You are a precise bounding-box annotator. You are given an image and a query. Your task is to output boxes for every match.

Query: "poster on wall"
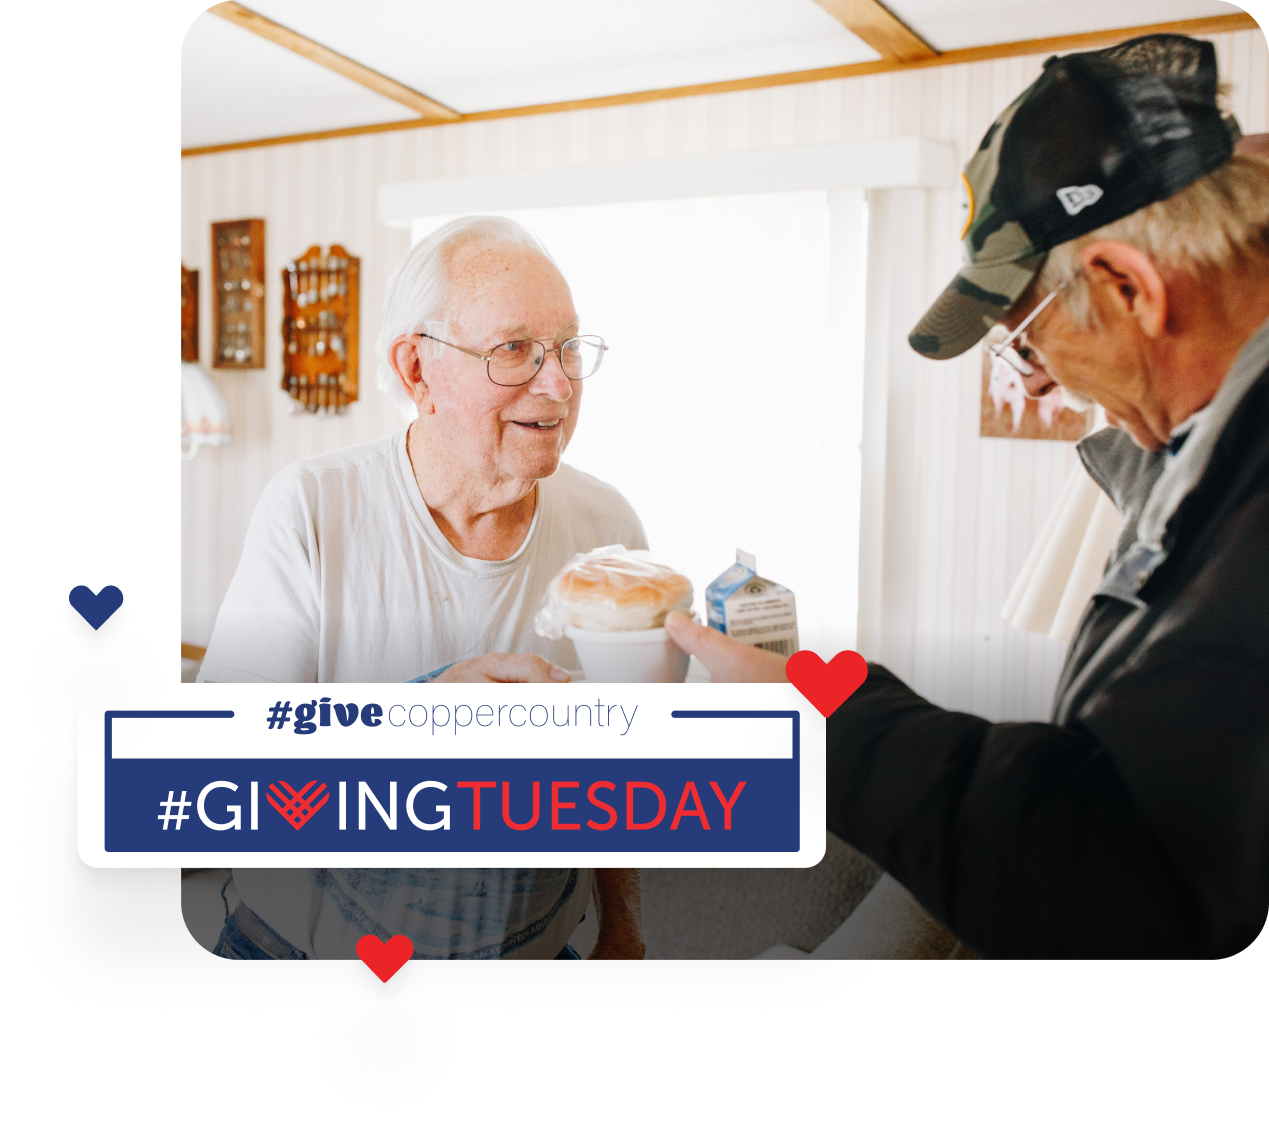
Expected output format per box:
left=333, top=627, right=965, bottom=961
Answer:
left=979, top=329, right=1093, bottom=440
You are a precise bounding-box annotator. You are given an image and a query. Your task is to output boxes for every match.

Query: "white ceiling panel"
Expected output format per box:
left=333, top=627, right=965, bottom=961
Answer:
left=182, top=12, right=415, bottom=149
left=0, top=14, right=416, bottom=148
left=887, top=0, right=1243, bottom=52
left=242, top=0, right=880, bottom=114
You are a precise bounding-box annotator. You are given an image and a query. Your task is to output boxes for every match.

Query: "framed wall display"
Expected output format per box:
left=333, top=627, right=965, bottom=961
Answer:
left=979, top=328, right=1093, bottom=441
left=211, top=218, right=266, bottom=369
left=280, top=244, right=360, bottom=413
left=181, top=264, right=199, bottom=362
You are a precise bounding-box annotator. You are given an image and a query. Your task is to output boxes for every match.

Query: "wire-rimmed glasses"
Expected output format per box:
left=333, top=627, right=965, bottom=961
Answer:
left=987, top=289, right=1058, bottom=377
left=416, top=332, right=608, bottom=386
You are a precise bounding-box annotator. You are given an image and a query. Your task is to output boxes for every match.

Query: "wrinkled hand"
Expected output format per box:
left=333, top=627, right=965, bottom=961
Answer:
left=432, top=653, right=571, bottom=683
left=664, top=611, right=789, bottom=683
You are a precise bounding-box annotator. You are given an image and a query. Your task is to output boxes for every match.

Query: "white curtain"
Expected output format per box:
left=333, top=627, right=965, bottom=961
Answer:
left=1002, top=460, right=1121, bottom=644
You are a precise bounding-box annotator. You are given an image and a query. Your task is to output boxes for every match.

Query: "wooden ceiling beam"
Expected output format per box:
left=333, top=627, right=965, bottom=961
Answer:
left=812, top=0, right=937, bottom=63
left=183, top=11, right=1259, bottom=158
left=209, top=2, right=459, bottom=122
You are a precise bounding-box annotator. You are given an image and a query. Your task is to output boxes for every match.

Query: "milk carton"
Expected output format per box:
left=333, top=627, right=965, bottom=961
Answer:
left=705, top=549, right=799, bottom=655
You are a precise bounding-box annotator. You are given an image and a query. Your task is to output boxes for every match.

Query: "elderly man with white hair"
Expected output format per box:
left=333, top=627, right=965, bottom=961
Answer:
left=668, top=34, right=1269, bottom=957
left=200, top=216, right=645, bottom=960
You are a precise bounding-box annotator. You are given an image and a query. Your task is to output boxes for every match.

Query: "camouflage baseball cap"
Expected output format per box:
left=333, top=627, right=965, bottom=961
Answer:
left=910, top=34, right=1239, bottom=361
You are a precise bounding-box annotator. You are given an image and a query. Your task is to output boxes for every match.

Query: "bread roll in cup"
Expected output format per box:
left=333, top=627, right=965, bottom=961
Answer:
left=553, top=551, right=693, bottom=631
left=535, top=547, right=694, bottom=681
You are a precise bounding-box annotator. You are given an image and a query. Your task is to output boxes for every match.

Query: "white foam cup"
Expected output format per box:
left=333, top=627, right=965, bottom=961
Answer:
left=564, top=624, right=690, bottom=683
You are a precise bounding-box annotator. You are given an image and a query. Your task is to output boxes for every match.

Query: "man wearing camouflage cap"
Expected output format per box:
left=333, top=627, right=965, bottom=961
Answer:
left=667, top=34, right=1269, bottom=957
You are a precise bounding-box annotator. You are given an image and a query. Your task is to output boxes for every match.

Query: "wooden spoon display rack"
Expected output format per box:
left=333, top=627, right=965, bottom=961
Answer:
left=211, top=219, right=266, bottom=369
left=181, top=264, right=199, bottom=362
left=280, top=244, right=360, bottom=414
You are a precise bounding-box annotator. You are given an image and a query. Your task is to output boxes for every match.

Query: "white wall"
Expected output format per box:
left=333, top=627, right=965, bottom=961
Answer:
left=182, top=27, right=1269, bottom=719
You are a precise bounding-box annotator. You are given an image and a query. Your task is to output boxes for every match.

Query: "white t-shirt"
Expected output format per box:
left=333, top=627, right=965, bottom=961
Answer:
left=203, top=428, right=643, bottom=958
left=199, top=427, right=647, bottom=682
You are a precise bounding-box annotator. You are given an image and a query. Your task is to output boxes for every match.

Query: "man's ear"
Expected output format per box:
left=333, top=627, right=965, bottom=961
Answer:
left=1079, top=240, right=1168, bottom=338
left=388, top=335, right=433, bottom=414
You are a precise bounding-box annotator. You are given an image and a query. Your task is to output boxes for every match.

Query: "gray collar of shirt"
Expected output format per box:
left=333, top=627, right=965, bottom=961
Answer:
left=1136, top=314, right=1269, bottom=550
left=1096, top=314, right=1269, bottom=607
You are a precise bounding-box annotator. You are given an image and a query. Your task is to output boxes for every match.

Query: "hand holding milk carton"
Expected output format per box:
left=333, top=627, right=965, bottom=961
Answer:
left=705, top=549, right=799, bottom=656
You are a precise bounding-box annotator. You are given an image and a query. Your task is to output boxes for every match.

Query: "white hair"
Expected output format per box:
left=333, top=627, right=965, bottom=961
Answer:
left=1040, top=154, right=1269, bottom=328
left=375, top=215, right=556, bottom=417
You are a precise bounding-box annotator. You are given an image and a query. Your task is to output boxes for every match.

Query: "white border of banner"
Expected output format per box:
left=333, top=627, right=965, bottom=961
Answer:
left=78, top=682, right=825, bottom=868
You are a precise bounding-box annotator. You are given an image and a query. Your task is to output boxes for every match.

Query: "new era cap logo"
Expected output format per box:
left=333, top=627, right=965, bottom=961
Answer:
left=1056, top=184, right=1104, bottom=216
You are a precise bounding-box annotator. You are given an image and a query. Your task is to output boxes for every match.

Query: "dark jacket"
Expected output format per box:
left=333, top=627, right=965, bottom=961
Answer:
left=826, top=362, right=1269, bottom=958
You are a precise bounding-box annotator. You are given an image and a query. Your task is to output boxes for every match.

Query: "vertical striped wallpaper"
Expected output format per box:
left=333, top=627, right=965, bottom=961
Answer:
left=181, top=28, right=1268, bottom=719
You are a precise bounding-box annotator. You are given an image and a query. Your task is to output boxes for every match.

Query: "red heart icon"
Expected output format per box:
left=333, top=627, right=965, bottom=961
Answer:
left=785, top=650, right=868, bottom=718
left=356, top=934, right=414, bottom=982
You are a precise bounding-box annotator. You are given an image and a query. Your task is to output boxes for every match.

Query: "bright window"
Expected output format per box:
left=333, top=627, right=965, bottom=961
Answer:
left=413, top=190, right=865, bottom=657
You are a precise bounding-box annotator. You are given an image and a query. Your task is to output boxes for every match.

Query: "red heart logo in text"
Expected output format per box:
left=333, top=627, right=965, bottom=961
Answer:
left=356, top=934, right=414, bottom=982
left=266, top=780, right=330, bottom=830
left=785, top=650, right=868, bottom=717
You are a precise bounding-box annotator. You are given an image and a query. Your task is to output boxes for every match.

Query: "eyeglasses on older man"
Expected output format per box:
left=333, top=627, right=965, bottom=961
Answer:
left=415, top=332, right=608, bottom=386
left=986, top=289, right=1058, bottom=380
